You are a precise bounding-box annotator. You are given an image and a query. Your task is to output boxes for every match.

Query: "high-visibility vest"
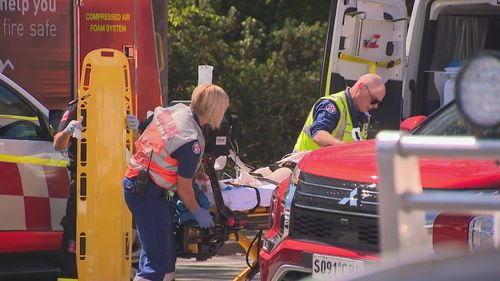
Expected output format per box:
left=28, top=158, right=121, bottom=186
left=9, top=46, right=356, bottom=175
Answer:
left=294, top=91, right=369, bottom=152
left=125, top=104, right=205, bottom=191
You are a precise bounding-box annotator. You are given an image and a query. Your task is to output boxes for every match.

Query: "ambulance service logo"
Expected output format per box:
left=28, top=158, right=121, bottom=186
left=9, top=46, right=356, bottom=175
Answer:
left=326, top=103, right=336, bottom=114
left=192, top=141, right=201, bottom=154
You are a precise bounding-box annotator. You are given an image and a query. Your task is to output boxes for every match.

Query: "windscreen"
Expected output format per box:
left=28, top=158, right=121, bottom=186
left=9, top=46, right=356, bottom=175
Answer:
left=413, top=103, right=500, bottom=139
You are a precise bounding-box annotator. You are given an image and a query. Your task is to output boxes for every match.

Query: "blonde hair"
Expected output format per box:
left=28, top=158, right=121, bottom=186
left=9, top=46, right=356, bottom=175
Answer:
left=190, top=83, right=229, bottom=129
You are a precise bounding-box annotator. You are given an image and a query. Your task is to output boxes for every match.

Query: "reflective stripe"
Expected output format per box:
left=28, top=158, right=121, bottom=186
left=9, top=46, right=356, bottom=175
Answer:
left=149, top=161, right=177, bottom=184
left=164, top=155, right=178, bottom=166
left=153, top=150, right=178, bottom=172
left=0, top=114, right=39, bottom=121
left=301, top=125, right=312, bottom=138
left=148, top=150, right=178, bottom=190
left=0, top=154, right=68, bottom=167
left=339, top=53, right=401, bottom=74
left=335, top=97, right=348, bottom=140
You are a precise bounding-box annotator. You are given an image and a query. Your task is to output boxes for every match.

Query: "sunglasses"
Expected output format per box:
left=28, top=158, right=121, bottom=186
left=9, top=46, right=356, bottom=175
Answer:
left=364, top=85, right=380, bottom=105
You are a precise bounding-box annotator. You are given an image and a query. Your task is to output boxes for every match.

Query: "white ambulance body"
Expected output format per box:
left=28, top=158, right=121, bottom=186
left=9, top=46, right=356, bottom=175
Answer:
left=323, top=0, right=500, bottom=133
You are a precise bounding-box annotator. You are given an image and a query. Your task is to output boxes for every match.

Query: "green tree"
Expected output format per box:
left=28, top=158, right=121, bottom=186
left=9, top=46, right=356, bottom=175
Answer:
left=168, top=1, right=327, bottom=166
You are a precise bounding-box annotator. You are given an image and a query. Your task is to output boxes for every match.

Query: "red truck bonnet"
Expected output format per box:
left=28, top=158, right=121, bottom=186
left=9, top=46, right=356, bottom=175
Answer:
left=298, top=140, right=500, bottom=189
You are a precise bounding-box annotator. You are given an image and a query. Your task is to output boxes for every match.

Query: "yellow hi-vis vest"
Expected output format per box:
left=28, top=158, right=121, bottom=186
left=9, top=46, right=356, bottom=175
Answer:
left=294, top=91, right=368, bottom=152
left=126, top=104, right=205, bottom=191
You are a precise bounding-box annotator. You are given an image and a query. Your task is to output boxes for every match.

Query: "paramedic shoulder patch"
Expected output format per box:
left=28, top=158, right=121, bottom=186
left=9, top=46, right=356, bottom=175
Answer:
left=192, top=141, right=201, bottom=154
left=326, top=103, right=337, bottom=114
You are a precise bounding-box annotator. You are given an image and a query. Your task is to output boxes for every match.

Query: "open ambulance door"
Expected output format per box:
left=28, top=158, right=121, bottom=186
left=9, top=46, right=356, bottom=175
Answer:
left=402, top=0, right=500, bottom=119
left=320, top=0, right=407, bottom=136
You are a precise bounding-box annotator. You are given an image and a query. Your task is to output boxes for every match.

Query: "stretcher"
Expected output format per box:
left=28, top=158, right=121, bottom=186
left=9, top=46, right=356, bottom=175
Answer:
left=173, top=114, right=304, bottom=280
left=64, top=49, right=133, bottom=281
left=219, top=169, right=291, bottom=281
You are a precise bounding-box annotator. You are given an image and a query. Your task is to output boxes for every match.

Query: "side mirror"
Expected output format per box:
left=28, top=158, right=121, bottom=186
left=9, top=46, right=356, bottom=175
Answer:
left=456, top=51, right=500, bottom=129
left=400, top=115, right=426, bottom=132
left=49, top=109, right=64, bottom=135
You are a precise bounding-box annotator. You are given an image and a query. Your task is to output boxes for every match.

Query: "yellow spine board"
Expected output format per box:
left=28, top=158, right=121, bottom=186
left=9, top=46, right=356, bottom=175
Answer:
left=76, top=49, right=133, bottom=281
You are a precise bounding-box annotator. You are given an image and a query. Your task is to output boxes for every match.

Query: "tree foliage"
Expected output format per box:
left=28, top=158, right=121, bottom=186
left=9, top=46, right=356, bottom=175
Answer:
left=168, top=0, right=328, bottom=166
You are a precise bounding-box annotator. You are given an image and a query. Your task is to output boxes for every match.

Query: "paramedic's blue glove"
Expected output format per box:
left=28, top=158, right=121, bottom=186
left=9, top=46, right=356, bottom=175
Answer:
left=64, top=118, right=83, bottom=136
left=193, top=207, right=214, bottom=228
left=126, top=114, right=139, bottom=132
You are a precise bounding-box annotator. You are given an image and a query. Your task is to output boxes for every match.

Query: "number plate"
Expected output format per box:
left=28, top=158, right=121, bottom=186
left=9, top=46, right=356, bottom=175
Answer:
left=312, top=254, right=364, bottom=280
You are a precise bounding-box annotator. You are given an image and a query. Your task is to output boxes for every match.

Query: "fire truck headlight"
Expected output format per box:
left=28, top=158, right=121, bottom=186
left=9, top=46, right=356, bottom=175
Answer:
left=268, top=188, right=278, bottom=229
left=263, top=167, right=301, bottom=253
left=469, top=215, right=495, bottom=251
left=280, top=167, right=299, bottom=234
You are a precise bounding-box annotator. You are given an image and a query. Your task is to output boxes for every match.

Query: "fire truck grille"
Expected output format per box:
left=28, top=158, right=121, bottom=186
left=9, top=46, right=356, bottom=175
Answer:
left=289, top=206, right=379, bottom=251
left=289, top=172, right=379, bottom=252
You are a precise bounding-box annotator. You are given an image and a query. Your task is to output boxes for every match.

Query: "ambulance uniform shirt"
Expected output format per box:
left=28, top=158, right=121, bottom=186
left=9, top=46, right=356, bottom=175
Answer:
left=57, top=100, right=78, bottom=173
left=309, top=90, right=367, bottom=138
left=171, top=140, right=202, bottom=178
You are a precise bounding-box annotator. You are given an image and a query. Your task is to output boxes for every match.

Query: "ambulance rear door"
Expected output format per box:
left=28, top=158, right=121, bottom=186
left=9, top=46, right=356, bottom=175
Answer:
left=321, top=0, right=407, bottom=135
left=402, top=0, right=500, bottom=119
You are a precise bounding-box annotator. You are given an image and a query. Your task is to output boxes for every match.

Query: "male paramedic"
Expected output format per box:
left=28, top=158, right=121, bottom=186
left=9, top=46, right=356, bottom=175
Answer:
left=53, top=99, right=140, bottom=278
left=294, top=73, right=386, bottom=152
left=123, top=83, right=229, bottom=281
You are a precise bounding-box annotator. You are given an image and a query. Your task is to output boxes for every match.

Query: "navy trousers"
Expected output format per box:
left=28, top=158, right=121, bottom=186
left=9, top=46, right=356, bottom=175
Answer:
left=60, top=177, right=77, bottom=278
left=123, top=177, right=176, bottom=281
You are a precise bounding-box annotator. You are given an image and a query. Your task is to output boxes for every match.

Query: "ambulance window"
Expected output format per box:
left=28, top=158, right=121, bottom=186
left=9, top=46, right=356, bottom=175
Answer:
left=0, top=84, right=44, bottom=140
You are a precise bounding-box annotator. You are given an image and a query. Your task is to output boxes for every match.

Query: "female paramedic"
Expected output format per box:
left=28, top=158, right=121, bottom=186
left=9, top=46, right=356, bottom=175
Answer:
left=123, top=83, right=229, bottom=281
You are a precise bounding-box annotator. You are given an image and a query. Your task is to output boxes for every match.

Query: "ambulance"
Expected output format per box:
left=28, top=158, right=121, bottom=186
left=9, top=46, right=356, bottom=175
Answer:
left=317, top=0, right=500, bottom=135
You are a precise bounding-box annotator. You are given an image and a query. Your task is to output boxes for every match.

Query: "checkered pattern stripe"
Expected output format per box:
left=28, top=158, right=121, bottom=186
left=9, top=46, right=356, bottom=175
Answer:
left=0, top=162, right=69, bottom=231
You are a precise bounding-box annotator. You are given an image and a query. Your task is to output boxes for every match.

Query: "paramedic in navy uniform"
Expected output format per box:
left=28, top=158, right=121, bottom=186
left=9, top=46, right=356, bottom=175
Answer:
left=123, top=83, right=229, bottom=281
left=53, top=100, right=140, bottom=278
left=294, top=73, right=386, bottom=152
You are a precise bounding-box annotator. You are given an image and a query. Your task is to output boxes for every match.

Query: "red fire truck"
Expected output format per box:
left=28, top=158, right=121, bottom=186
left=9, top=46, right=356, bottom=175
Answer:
left=0, top=0, right=166, bottom=278
left=0, top=0, right=165, bottom=116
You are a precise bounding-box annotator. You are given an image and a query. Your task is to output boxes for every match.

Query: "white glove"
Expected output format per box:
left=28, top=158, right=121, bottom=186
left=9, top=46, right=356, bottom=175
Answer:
left=126, top=114, right=139, bottom=131
left=64, top=118, right=83, bottom=137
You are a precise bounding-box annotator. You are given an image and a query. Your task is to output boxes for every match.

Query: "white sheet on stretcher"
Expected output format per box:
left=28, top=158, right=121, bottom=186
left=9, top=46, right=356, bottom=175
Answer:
left=204, top=181, right=277, bottom=211
left=203, top=153, right=301, bottom=212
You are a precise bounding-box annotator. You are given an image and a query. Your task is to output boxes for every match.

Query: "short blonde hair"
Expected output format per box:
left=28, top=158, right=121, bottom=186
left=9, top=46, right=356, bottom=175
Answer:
left=190, top=83, right=229, bottom=129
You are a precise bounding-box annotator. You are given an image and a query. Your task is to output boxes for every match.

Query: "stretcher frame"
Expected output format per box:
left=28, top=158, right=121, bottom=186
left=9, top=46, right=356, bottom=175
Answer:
left=203, top=154, right=270, bottom=281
